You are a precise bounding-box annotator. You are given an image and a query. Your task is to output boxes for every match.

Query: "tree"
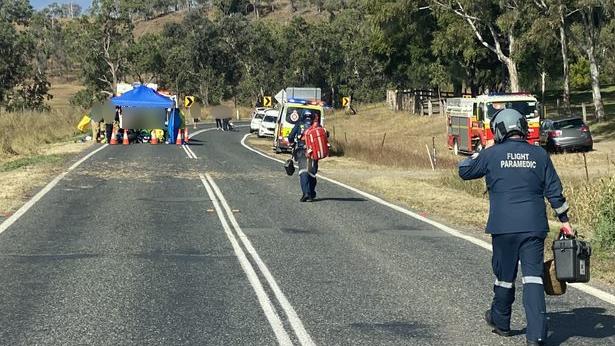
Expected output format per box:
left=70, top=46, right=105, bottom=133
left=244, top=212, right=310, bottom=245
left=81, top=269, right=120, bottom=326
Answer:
left=432, top=0, right=534, bottom=92
left=69, top=0, right=134, bottom=99
left=0, top=0, right=52, bottom=110
left=366, top=0, right=436, bottom=89
left=568, top=2, right=611, bottom=120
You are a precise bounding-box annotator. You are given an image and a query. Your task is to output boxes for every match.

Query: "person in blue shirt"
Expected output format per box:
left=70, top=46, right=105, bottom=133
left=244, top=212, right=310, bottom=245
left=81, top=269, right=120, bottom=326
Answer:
left=288, top=110, right=319, bottom=202
left=459, top=109, right=573, bottom=346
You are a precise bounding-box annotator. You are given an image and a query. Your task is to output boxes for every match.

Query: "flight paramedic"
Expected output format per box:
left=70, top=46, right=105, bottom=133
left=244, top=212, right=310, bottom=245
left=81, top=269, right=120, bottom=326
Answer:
left=288, top=110, right=318, bottom=202
left=458, top=109, right=573, bottom=346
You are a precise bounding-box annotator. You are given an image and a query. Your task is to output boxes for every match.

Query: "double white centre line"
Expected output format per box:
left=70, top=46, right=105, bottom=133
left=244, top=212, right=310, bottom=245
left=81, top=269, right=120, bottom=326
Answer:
left=199, top=173, right=314, bottom=346
left=182, top=144, right=197, bottom=159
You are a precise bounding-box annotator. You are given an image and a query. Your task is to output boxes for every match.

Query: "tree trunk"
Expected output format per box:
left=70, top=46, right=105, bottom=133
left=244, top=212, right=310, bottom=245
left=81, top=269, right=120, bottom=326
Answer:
left=541, top=70, right=546, bottom=103
left=587, top=48, right=605, bottom=120
left=559, top=5, right=571, bottom=109
left=503, top=58, right=520, bottom=92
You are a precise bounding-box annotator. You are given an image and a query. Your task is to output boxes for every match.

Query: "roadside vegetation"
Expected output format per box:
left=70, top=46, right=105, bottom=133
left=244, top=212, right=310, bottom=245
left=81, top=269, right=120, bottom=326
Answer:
left=325, top=103, right=615, bottom=282
left=0, top=108, right=82, bottom=160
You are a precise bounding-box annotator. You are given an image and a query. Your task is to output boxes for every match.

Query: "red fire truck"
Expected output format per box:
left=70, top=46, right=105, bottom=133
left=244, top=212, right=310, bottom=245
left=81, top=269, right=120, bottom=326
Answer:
left=446, top=93, right=541, bottom=155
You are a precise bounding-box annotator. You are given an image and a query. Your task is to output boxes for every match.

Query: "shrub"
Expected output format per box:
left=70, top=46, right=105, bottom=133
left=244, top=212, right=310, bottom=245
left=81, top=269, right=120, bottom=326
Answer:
left=593, top=177, right=615, bottom=253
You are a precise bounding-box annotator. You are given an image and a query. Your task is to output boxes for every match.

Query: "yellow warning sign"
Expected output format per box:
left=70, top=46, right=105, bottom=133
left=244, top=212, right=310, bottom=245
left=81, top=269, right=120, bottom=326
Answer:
left=263, top=96, right=272, bottom=107
left=184, top=96, right=195, bottom=108
left=342, top=97, right=350, bottom=107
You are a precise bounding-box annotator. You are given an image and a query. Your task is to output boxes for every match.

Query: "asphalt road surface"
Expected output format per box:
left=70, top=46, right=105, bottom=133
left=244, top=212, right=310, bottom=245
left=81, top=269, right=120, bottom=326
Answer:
left=1, top=125, right=614, bottom=345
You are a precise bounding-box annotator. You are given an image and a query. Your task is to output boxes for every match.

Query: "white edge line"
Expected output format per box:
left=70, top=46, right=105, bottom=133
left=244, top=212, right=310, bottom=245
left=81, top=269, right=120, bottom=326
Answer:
left=239, top=133, right=615, bottom=307
left=205, top=174, right=315, bottom=346
left=0, top=144, right=109, bottom=235
left=198, top=174, right=292, bottom=346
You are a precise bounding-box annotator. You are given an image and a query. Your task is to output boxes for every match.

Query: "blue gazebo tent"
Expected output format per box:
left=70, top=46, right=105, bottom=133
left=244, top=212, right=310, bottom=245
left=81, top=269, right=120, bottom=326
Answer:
left=111, top=85, right=182, bottom=142
left=111, top=85, right=174, bottom=108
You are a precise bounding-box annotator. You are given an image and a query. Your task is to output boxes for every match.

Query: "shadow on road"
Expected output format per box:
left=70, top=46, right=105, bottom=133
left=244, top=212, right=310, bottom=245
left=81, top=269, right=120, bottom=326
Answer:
left=312, top=197, right=367, bottom=202
left=547, top=307, right=615, bottom=345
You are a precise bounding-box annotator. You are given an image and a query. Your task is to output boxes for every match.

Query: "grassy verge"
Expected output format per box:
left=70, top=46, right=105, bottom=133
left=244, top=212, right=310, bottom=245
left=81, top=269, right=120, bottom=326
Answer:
left=0, top=87, right=92, bottom=216
left=264, top=103, right=615, bottom=284
left=0, top=108, right=84, bottom=159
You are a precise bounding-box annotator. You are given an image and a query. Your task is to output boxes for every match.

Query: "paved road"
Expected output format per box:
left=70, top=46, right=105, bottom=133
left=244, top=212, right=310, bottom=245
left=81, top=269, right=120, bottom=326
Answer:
left=0, top=125, right=614, bottom=345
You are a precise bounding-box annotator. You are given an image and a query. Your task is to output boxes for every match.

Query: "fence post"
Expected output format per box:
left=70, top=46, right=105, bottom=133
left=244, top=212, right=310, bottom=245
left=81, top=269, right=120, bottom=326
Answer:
left=428, top=99, right=433, bottom=116
left=583, top=152, right=589, bottom=182
left=582, top=103, right=587, bottom=123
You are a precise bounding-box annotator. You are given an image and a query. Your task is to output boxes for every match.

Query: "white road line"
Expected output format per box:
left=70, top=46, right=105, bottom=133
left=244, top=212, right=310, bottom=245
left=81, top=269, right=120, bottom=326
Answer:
left=186, top=145, right=198, bottom=159
left=198, top=174, right=293, bottom=346
left=0, top=144, right=109, bottom=236
left=240, top=134, right=615, bottom=307
left=182, top=144, right=197, bottom=159
left=189, top=127, right=217, bottom=138
left=205, top=174, right=315, bottom=346
left=181, top=144, right=194, bottom=159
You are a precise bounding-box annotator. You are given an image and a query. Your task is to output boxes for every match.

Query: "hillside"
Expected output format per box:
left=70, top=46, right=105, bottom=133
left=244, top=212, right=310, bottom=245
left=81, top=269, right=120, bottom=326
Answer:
left=132, top=0, right=330, bottom=38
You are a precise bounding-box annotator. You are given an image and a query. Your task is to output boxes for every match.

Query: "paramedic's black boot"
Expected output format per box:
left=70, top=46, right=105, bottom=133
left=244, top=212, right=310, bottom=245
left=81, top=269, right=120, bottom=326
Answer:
left=485, top=310, right=512, bottom=337
left=527, top=340, right=545, bottom=346
left=300, top=195, right=309, bottom=202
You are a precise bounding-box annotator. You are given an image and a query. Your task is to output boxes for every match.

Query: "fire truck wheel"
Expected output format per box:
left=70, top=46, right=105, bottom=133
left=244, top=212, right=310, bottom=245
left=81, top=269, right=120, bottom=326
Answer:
left=453, top=139, right=459, bottom=156
left=475, top=142, right=483, bottom=153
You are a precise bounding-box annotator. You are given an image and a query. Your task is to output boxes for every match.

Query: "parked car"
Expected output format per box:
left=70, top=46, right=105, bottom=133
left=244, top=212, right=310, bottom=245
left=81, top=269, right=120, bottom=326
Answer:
left=258, top=110, right=279, bottom=138
left=540, top=117, right=593, bottom=153
left=250, top=108, right=267, bottom=133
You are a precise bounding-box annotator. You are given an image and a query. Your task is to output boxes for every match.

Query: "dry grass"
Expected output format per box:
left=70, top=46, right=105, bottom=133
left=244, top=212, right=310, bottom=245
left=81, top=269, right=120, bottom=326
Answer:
left=327, top=104, right=457, bottom=169
left=251, top=103, right=615, bottom=283
left=47, top=82, right=85, bottom=109
left=0, top=108, right=84, bottom=160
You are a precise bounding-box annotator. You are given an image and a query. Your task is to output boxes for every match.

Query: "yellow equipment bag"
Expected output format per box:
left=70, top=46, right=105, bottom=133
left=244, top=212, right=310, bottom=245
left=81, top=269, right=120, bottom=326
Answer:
left=152, top=129, right=164, bottom=141
left=77, top=114, right=92, bottom=132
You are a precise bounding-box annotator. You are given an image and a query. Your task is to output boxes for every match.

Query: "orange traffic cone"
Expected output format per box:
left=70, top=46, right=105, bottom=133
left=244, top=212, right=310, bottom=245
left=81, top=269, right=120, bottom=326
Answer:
left=175, top=129, right=183, bottom=145
left=110, top=128, right=118, bottom=145
left=122, top=129, right=129, bottom=145
left=150, top=130, right=158, bottom=145
left=184, top=128, right=189, bottom=143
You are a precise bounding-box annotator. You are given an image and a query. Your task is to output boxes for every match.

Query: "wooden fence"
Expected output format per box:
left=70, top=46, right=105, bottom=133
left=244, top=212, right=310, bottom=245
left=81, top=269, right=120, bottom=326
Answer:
left=386, top=89, right=469, bottom=116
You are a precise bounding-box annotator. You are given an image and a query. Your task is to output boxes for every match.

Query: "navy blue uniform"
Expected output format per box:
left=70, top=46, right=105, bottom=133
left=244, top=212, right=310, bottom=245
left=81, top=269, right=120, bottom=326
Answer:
left=288, top=121, right=319, bottom=199
left=459, top=138, right=569, bottom=343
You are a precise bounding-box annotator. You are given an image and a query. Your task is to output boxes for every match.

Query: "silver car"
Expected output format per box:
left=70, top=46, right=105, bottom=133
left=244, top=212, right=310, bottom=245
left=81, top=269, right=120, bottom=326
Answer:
left=540, top=118, right=593, bottom=153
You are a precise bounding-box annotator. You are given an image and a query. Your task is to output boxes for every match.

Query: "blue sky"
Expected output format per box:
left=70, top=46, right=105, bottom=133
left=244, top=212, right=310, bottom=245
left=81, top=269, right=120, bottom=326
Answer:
left=30, top=0, right=91, bottom=10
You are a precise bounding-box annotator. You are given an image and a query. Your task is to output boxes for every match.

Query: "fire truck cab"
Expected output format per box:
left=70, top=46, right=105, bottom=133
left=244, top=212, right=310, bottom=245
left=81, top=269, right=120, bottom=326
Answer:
left=447, top=93, right=541, bottom=155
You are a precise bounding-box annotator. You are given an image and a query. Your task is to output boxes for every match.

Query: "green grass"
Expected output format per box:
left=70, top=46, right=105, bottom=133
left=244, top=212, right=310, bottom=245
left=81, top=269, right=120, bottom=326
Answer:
left=0, top=154, right=64, bottom=172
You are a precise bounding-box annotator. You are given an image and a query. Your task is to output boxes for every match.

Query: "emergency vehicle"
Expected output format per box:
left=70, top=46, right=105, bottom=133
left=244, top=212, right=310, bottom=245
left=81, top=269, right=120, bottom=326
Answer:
left=447, top=93, right=541, bottom=155
left=273, top=87, right=325, bottom=153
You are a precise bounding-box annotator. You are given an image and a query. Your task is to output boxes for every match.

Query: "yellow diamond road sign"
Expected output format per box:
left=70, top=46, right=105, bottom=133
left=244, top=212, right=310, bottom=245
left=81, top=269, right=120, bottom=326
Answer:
left=263, top=96, right=272, bottom=107
left=342, top=97, right=350, bottom=107
left=184, top=96, right=195, bottom=108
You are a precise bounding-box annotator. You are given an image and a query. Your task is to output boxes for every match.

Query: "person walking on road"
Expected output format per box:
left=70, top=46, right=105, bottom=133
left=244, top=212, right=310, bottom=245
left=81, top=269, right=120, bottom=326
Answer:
left=288, top=111, right=319, bottom=202
left=458, top=109, right=573, bottom=346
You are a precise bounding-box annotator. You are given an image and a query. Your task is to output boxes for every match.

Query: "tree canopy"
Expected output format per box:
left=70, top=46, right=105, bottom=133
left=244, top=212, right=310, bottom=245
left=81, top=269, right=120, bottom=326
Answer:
left=1, top=0, right=614, bottom=115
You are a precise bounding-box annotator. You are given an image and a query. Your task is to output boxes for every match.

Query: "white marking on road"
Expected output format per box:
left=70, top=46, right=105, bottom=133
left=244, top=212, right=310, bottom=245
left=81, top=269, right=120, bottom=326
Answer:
left=0, top=144, right=109, bottom=236
left=186, top=145, right=198, bottom=159
left=182, top=144, right=197, bottom=159
left=240, top=133, right=615, bottom=307
left=205, top=173, right=315, bottom=346
left=181, top=145, right=194, bottom=159
left=199, top=174, right=293, bottom=346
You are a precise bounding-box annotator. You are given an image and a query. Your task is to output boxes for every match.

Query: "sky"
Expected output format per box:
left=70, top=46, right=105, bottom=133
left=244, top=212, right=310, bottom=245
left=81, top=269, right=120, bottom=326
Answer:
left=30, top=0, right=92, bottom=10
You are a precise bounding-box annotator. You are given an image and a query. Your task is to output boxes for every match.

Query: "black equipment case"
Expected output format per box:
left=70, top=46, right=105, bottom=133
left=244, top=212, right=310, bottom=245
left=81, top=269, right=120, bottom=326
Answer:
left=552, top=236, right=592, bottom=283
